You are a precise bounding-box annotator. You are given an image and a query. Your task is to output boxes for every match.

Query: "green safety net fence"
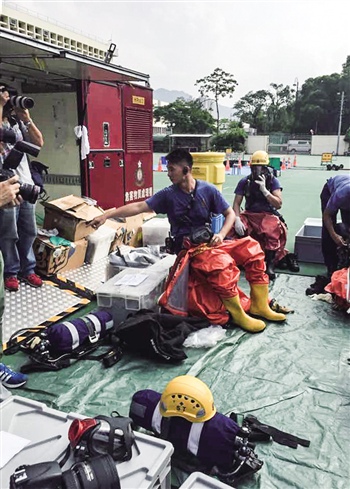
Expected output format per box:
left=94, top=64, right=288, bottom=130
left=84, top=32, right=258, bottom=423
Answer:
left=4, top=274, right=349, bottom=489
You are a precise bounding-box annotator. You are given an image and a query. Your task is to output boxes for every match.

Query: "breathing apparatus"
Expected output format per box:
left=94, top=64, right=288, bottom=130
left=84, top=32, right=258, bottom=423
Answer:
left=68, top=414, right=135, bottom=462
left=129, top=376, right=264, bottom=484
left=244, top=150, right=274, bottom=201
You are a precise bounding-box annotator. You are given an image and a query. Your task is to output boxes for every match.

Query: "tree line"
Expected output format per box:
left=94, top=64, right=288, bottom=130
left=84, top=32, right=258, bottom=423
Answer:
left=153, top=57, right=350, bottom=151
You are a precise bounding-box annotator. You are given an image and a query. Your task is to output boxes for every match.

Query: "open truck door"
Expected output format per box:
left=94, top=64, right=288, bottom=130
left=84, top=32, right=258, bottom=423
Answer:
left=82, top=82, right=153, bottom=210
left=0, top=26, right=152, bottom=213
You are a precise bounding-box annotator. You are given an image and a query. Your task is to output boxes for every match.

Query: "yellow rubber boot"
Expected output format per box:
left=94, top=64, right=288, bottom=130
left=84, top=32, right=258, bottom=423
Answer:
left=222, top=296, right=266, bottom=333
left=249, top=284, right=286, bottom=322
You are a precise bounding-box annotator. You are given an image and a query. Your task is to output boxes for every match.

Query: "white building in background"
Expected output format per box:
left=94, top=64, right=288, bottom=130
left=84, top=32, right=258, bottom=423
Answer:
left=153, top=99, right=169, bottom=135
left=1, top=2, right=112, bottom=61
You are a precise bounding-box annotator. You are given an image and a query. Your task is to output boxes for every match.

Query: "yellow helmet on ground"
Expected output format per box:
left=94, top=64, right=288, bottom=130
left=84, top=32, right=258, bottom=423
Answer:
left=159, top=375, right=216, bottom=423
left=251, top=150, right=269, bottom=166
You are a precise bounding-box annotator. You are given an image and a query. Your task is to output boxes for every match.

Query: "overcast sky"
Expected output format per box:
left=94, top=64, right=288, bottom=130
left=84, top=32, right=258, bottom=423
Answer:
left=7, top=0, right=349, bottom=106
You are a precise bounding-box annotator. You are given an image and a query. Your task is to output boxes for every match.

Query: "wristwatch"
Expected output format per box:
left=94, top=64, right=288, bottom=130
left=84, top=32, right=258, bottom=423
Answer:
left=24, top=119, right=32, bottom=128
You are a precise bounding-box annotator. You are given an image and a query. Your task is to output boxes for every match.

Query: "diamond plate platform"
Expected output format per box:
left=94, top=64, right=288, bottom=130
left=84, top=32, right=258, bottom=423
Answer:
left=59, top=257, right=109, bottom=292
left=3, top=281, right=86, bottom=343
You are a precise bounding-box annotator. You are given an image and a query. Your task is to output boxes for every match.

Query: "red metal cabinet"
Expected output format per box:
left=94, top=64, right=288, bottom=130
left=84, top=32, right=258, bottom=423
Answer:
left=87, top=150, right=124, bottom=210
left=82, top=81, right=153, bottom=209
left=122, top=84, right=153, bottom=204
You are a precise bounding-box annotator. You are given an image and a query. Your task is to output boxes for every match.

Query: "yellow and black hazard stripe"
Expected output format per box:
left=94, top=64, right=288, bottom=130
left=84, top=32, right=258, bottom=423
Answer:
left=3, top=297, right=91, bottom=355
left=45, top=274, right=96, bottom=300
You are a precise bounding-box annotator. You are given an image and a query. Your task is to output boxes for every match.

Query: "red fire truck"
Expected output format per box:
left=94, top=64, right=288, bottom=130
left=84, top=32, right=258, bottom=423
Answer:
left=0, top=26, right=153, bottom=211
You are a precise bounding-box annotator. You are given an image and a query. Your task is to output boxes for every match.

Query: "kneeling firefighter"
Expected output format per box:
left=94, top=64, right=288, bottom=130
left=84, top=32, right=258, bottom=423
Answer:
left=129, top=375, right=263, bottom=485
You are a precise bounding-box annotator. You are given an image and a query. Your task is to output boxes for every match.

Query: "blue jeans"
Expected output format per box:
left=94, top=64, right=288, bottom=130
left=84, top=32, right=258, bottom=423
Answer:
left=0, top=201, right=37, bottom=277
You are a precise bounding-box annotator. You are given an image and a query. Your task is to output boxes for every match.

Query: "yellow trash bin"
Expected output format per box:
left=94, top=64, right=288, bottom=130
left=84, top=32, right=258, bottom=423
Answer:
left=190, top=152, right=226, bottom=192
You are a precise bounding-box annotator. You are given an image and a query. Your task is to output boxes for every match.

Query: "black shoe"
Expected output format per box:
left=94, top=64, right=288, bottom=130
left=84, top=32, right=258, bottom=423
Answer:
left=286, top=253, right=300, bottom=272
left=305, top=275, right=330, bottom=296
left=276, top=256, right=288, bottom=270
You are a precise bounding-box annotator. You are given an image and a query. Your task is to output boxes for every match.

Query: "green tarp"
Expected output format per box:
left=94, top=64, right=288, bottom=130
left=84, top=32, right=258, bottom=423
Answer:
left=4, top=274, right=350, bottom=489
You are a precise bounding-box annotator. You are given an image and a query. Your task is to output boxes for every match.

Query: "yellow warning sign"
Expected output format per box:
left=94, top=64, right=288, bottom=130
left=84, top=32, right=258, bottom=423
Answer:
left=321, top=153, right=333, bottom=163
left=132, top=96, right=145, bottom=105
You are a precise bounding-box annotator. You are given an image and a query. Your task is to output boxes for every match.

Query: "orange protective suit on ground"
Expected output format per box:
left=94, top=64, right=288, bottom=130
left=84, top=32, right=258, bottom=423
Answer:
left=159, top=236, right=269, bottom=325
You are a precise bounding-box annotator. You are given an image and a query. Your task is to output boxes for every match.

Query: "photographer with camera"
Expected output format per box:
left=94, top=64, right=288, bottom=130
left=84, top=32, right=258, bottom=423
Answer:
left=0, top=175, right=28, bottom=388
left=231, top=150, right=298, bottom=280
left=90, top=149, right=286, bottom=333
left=0, top=85, right=44, bottom=292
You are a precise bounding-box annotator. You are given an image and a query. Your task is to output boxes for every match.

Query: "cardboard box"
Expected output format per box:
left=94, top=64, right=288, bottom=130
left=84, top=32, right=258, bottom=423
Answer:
left=34, top=235, right=87, bottom=276
left=43, top=195, right=104, bottom=242
left=123, top=212, right=156, bottom=247
left=104, top=219, right=127, bottom=252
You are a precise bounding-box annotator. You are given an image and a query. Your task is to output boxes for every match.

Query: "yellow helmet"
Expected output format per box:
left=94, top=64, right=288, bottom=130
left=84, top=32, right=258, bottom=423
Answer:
left=251, top=150, right=269, bottom=166
left=159, top=375, right=216, bottom=423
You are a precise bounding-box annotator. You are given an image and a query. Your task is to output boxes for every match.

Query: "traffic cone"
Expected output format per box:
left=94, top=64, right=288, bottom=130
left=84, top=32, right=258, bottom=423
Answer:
left=287, top=157, right=291, bottom=169
left=225, top=159, right=230, bottom=172
left=293, top=155, right=297, bottom=167
left=281, top=158, right=286, bottom=171
left=157, top=158, right=162, bottom=172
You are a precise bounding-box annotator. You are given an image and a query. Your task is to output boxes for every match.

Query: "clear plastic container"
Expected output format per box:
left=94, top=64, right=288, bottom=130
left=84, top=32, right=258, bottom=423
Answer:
left=96, top=268, right=168, bottom=325
left=142, top=218, right=171, bottom=246
left=86, top=225, right=116, bottom=263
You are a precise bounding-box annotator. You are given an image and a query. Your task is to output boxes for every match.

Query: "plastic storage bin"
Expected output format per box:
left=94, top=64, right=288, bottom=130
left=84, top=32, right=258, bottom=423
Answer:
left=142, top=218, right=171, bottom=246
left=106, top=252, right=176, bottom=282
left=294, top=217, right=323, bottom=263
left=85, top=224, right=116, bottom=264
left=179, top=472, right=234, bottom=489
left=0, top=395, right=174, bottom=489
left=96, top=267, right=168, bottom=325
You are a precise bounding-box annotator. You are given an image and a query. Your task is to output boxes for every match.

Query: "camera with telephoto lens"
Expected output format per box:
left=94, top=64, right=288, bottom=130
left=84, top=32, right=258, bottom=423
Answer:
left=1, top=85, right=34, bottom=109
left=9, top=454, right=119, bottom=489
left=0, top=168, right=40, bottom=204
left=0, top=128, right=41, bottom=203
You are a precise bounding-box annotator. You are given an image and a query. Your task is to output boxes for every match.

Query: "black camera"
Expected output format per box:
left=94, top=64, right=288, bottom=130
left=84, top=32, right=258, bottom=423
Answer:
left=190, top=224, right=213, bottom=245
left=0, top=168, right=40, bottom=204
left=0, top=127, right=17, bottom=144
left=1, top=86, right=34, bottom=110
left=4, top=140, right=41, bottom=170
left=9, top=455, right=120, bottom=489
left=0, top=127, right=42, bottom=203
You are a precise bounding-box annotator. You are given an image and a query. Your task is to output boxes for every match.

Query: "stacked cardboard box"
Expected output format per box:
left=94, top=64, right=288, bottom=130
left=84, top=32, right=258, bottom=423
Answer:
left=35, top=195, right=156, bottom=275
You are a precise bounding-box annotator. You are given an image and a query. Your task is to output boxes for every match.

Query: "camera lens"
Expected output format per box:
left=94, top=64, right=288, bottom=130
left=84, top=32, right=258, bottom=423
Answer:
left=62, top=455, right=119, bottom=489
left=9, top=95, right=35, bottom=109
left=18, top=183, right=41, bottom=204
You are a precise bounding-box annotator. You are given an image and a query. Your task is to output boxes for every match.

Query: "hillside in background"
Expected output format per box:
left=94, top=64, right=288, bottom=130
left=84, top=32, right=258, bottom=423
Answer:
left=153, top=88, right=233, bottom=119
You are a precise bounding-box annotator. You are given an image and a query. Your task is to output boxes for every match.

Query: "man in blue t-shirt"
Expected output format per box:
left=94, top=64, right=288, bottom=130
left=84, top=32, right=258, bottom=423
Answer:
left=231, top=150, right=292, bottom=280
left=90, top=149, right=286, bottom=333
left=320, top=174, right=350, bottom=276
